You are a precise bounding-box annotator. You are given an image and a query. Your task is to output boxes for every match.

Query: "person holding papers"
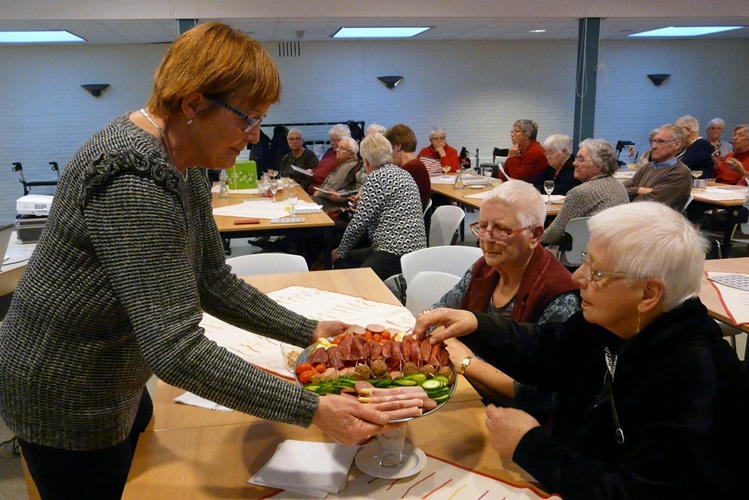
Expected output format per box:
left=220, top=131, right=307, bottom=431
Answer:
left=310, top=136, right=363, bottom=211
left=415, top=202, right=749, bottom=499
left=279, top=128, right=318, bottom=189
left=308, top=123, right=351, bottom=194
left=0, top=23, right=415, bottom=499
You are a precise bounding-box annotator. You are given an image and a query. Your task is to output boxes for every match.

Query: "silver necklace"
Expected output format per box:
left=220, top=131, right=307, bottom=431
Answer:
left=140, top=108, right=187, bottom=180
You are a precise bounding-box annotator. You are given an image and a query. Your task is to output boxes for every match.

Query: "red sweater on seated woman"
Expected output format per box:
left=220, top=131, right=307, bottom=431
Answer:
left=715, top=125, right=749, bottom=185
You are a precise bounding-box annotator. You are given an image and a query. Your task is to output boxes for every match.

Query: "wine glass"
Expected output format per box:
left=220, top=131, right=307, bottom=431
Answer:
left=267, top=169, right=278, bottom=180
left=543, top=180, right=555, bottom=204
left=691, top=170, right=703, bottom=188
left=441, top=165, right=450, bottom=176
left=269, top=178, right=280, bottom=201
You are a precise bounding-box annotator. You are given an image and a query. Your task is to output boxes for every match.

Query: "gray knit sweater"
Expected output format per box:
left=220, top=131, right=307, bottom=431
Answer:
left=0, top=114, right=319, bottom=451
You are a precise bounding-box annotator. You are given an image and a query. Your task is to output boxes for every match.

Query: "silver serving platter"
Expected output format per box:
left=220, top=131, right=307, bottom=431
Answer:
left=293, top=339, right=458, bottom=422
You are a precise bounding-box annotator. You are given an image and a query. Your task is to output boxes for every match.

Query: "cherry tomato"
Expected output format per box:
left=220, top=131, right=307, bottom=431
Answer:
left=332, top=333, right=349, bottom=345
left=364, top=330, right=373, bottom=341
left=315, top=364, right=326, bottom=373
left=298, top=369, right=316, bottom=384
left=381, top=331, right=391, bottom=340
left=295, top=362, right=313, bottom=375
left=373, top=334, right=382, bottom=342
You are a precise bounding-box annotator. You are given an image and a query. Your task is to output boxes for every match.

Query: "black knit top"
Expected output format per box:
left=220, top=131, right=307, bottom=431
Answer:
left=0, top=114, right=319, bottom=450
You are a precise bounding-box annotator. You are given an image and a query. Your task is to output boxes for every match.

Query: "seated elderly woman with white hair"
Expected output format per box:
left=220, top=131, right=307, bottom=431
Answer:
left=528, top=133, right=580, bottom=195
left=332, top=134, right=427, bottom=280
left=414, top=201, right=749, bottom=499
left=430, top=180, right=579, bottom=413
left=541, top=138, right=629, bottom=267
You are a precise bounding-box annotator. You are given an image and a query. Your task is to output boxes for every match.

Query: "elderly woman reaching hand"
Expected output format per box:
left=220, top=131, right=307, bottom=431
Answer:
left=430, top=180, right=579, bottom=411
left=332, top=133, right=427, bottom=280
left=415, top=201, right=749, bottom=499
left=541, top=138, right=629, bottom=266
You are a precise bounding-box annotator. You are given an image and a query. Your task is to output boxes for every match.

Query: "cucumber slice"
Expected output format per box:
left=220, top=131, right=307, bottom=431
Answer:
left=371, top=378, right=393, bottom=388
left=405, top=373, right=427, bottom=384
left=421, top=379, right=445, bottom=391
left=432, top=375, right=450, bottom=385
left=393, top=378, right=418, bottom=386
left=432, top=393, right=451, bottom=403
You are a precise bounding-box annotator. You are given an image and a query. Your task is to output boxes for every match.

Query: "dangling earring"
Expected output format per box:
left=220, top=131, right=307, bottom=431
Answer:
left=635, top=312, right=642, bottom=335
left=187, top=119, right=193, bottom=125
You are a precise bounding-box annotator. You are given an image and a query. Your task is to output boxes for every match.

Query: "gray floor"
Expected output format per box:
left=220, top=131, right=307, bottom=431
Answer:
left=1, top=210, right=746, bottom=499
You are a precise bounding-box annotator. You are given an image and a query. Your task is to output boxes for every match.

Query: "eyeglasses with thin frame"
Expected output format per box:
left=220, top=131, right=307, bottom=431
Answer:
left=470, top=222, right=530, bottom=242
left=650, top=139, right=679, bottom=146
left=204, top=95, right=265, bottom=134
left=335, top=147, right=352, bottom=153
left=574, top=155, right=590, bottom=163
left=580, top=251, right=647, bottom=282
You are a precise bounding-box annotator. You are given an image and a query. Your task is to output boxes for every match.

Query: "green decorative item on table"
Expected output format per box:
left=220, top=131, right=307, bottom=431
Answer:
left=229, top=159, right=258, bottom=189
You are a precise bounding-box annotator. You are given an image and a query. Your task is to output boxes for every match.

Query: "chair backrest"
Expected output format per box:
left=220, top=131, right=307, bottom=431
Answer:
left=561, top=217, right=591, bottom=266
left=400, top=245, right=483, bottom=285
left=429, top=205, right=465, bottom=246
left=680, top=194, right=694, bottom=214
left=741, top=198, right=749, bottom=234
left=405, top=271, right=462, bottom=315
left=225, top=252, right=309, bottom=276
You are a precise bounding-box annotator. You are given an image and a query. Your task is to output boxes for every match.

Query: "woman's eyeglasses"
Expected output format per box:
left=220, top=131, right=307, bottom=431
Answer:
left=580, top=251, right=647, bottom=282
left=470, top=222, right=530, bottom=242
left=204, top=95, right=265, bottom=133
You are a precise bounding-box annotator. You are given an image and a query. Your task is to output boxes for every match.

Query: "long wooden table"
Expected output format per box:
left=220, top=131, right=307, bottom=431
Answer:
left=213, top=186, right=335, bottom=266
left=690, top=187, right=747, bottom=251
left=430, top=177, right=562, bottom=216
left=123, top=268, right=547, bottom=499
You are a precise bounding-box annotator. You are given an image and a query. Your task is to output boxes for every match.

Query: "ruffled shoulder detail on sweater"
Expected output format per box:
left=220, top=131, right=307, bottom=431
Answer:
left=78, top=115, right=185, bottom=205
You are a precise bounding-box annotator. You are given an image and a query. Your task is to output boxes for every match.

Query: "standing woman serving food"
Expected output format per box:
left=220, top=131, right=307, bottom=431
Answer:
left=0, top=23, right=412, bottom=499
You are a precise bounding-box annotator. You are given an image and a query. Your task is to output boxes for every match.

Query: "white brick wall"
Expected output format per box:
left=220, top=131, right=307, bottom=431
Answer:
left=1, top=38, right=747, bottom=222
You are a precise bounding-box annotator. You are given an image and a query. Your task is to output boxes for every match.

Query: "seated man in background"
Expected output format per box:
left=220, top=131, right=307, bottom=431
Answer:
left=528, top=133, right=580, bottom=195
left=279, top=128, right=318, bottom=190
left=503, top=119, right=547, bottom=181
left=417, top=127, right=460, bottom=174
left=386, top=124, right=432, bottom=211
left=715, top=124, right=749, bottom=185
left=622, top=124, right=691, bottom=211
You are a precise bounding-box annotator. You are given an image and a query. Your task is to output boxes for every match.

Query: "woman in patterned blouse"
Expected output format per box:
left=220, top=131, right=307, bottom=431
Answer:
left=332, top=133, right=427, bottom=280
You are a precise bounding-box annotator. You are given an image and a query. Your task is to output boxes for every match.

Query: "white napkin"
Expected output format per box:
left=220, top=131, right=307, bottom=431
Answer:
left=173, top=391, right=233, bottom=412
left=248, top=440, right=359, bottom=497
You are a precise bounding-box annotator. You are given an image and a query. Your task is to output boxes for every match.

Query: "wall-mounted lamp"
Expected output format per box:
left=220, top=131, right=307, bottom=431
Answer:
left=646, top=74, right=670, bottom=86
left=81, top=84, right=110, bottom=97
left=377, top=75, right=403, bottom=89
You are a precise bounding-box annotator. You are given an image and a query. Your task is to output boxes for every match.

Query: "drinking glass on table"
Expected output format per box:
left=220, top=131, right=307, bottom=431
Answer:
left=269, top=178, right=280, bottom=201
left=285, top=191, right=299, bottom=214
left=441, top=165, right=450, bottom=175
left=691, top=170, right=703, bottom=187
left=544, top=180, right=555, bottom=204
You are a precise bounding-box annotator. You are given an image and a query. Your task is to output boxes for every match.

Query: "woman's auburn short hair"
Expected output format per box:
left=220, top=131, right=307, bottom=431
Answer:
left=385, top=124, right=418, bottom=153
left=146, top=22, right=281, bottom=117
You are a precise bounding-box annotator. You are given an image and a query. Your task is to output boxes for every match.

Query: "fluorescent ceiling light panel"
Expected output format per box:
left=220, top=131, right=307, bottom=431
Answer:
left=629, top=26, right=742, bottom=38
left=0, top=31, right=85, bottom=43
left=333, top=27, right=430, bottom=39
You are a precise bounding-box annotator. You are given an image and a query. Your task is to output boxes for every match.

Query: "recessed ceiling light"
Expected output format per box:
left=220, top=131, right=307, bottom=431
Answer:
left=628, top=26, right=742, bottom=38
left=0, top=30, right=85, bottom=43
left=332, top=27, right=431, bottom=39
left=529, top=29, right=547, bottom=33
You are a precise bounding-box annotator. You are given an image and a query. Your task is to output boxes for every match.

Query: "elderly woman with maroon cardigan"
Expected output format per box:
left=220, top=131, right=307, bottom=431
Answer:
left=430, top=180, right=579, bottom=413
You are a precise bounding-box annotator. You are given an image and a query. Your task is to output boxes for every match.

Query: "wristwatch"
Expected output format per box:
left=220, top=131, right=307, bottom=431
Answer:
left=459, top=355, right=473, bottom=375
